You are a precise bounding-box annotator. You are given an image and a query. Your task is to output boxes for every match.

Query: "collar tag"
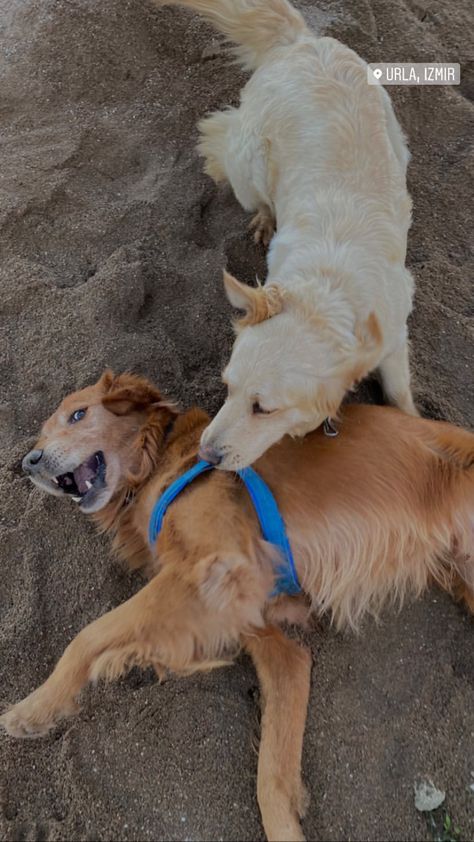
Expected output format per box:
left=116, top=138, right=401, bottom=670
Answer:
left=323, top=417, right=339, bottom=437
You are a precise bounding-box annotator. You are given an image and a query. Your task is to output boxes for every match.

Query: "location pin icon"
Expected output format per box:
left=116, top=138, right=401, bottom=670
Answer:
left=373, top=68, right=382, bottom=80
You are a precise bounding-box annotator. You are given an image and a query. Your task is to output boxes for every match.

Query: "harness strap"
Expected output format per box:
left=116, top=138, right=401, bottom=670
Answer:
left=237, top=466, right=300, bottom=596
left=148, top=460, right=301, bottom=598
left=148, top=460, right=214, bottom=545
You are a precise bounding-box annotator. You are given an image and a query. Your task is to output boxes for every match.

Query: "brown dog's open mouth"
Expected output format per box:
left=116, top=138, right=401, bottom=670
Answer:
left=52, top=451, right=106, bottom=505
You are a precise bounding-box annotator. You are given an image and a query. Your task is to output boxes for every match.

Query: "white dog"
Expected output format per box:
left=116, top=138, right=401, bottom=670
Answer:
left=159, top=0, right=417, bottom=470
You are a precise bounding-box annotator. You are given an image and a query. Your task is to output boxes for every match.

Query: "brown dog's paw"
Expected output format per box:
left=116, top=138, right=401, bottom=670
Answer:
left=0, top=706, right=53, bottom=739
left=295, top=781, right=310, bottom=819
left=0, top=691, right=78, bottom=739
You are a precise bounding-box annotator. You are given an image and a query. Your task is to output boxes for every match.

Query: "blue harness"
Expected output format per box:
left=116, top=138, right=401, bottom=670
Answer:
left=148, top=460, right=301, bottom=597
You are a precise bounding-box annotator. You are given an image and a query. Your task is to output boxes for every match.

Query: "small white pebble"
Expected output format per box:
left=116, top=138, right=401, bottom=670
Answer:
left=414, top=779, right=445, bottom=811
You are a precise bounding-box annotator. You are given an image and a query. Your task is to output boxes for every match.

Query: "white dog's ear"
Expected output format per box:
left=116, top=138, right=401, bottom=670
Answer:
left=223, top=271, right=256, bottom=310
left=348, top=312, right=384, bottom=384
left=354, top=312, right=383, bottom=352
left=223, top=270, right=284, bottom=326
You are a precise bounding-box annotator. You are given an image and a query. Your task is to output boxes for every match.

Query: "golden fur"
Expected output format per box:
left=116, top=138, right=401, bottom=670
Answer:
left=2, top=372, right=473, bottom=841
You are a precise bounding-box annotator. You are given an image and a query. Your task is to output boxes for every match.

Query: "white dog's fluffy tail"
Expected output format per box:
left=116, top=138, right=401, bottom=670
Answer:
left=156, top=0, right=309, bottom=69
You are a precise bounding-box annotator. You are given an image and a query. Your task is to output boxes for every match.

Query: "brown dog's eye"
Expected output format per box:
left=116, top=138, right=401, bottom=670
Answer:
left=69, top=408, right=87, bottom=424
left=252, top=401, right=273, bottom=415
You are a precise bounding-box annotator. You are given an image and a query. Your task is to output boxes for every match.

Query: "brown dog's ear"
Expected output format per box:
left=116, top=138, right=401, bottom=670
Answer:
left=223, top=270, right=284, bottom=327
left=102, top=373, right=169, bottom=416
left=97, top=369, right=115, bottom=392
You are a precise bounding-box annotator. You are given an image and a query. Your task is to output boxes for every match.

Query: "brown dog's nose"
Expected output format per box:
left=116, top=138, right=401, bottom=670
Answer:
left=199, top=444, right=223, bottom=466
left=22, top=449, right=44, bottom=474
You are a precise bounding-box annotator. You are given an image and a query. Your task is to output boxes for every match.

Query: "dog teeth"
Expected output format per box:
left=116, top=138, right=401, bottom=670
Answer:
left=51, top=477, right=59, bottom=485
left=72, top=496, right=82, bottom=503
left=85, top=480, right=92, bottom=490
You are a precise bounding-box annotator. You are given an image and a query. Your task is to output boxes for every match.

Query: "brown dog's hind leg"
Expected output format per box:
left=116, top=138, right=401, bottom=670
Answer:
left=450, top=549, right=474, bottom=613
left=243, top=626, right=312, bottom=842
left=452, top=571, right=474, bottom=613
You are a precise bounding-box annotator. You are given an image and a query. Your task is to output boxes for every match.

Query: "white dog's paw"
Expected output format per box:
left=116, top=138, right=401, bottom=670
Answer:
left=250, top=208, right=275, bottom=247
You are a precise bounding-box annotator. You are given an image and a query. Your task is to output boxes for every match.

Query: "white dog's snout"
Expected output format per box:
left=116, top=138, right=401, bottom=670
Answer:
left=199, top=443, right=223, bottom=466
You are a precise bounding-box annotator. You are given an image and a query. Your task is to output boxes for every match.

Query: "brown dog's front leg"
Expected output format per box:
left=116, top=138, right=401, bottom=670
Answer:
left=0, top=567, right=211, bottom=738
left=243, top=626, right=312, bottom=842
left=0, top=585, right=153, bottom=738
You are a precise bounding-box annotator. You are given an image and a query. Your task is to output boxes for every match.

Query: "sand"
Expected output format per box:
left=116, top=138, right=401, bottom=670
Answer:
left=0, top=0, right=473, bottom=839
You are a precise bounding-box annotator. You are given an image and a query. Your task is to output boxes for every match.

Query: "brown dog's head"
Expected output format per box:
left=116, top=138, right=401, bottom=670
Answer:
left=22, top=371, right=177, bottom=514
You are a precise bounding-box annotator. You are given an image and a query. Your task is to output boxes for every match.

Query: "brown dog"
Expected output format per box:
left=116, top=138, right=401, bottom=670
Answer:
left=2, top=371, right=473, bottom=841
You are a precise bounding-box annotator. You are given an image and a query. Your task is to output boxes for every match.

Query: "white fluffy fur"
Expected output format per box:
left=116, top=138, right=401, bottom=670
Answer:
left=160, top=0, right=418, bottom=470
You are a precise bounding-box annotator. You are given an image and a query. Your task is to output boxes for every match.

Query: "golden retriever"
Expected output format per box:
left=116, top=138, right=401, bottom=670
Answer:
left=155, top=0, right=417, bottom=469
left=2, top=371, right=473, bottom=841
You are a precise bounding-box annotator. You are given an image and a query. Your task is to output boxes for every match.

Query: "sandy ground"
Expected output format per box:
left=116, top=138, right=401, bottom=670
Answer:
left=0, top=0, right=473, bottom=840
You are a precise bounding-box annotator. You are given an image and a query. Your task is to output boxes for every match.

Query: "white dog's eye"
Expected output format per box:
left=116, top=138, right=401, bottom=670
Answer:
left=69, top=408, right=87, bottom=424
left=252, top=401, right=274, bottom=415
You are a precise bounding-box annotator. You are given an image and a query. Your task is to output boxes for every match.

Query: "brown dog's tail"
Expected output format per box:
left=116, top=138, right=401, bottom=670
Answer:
left=156, top=0, right=309, bottom=70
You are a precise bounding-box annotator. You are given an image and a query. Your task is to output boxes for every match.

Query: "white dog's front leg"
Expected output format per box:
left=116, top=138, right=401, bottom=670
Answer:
left=249, top=204, right=276, bottom=246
